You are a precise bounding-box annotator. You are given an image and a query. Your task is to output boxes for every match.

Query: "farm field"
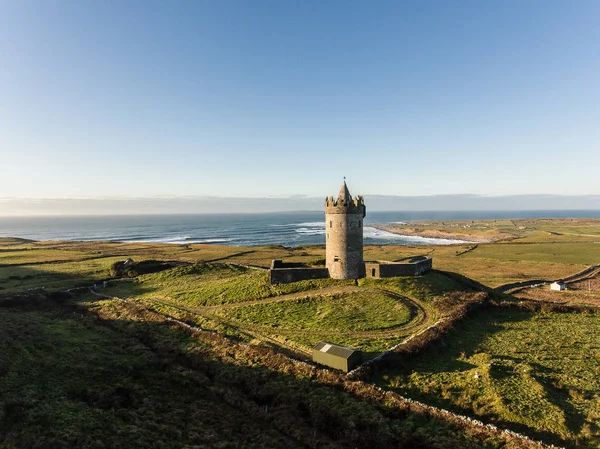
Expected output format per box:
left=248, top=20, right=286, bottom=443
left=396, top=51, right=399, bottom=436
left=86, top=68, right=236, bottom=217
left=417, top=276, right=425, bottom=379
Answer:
left=378, top=218, right=600, bottom=243
left=376, top=307, right=600, bottom=448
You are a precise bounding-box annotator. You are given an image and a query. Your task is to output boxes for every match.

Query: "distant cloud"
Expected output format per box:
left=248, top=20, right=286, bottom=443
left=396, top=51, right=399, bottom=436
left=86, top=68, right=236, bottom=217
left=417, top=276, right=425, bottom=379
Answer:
left=0, top=194, right=599, bottom=216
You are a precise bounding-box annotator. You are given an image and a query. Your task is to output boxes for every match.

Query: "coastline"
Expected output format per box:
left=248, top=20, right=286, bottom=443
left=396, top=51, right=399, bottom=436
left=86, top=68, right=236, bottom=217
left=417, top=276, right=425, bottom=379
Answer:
left=370, top=224, right=490, bottom=243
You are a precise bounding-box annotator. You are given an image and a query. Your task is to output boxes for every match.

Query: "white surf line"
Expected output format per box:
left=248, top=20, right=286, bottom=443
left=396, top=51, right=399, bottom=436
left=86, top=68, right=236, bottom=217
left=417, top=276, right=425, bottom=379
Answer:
left=367, top=224, right=478, bottom=244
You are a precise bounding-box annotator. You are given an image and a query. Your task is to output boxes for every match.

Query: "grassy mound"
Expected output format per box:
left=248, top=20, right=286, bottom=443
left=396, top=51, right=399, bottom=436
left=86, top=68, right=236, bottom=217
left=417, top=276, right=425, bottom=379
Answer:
left=106, top=262, right=354, bottom=307
left=220, top=290, right=413, bottom=332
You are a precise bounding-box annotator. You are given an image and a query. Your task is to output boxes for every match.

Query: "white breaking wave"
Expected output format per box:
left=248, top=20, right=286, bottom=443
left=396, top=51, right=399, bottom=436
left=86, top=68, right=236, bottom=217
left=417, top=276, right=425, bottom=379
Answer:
left=125, top=236, right=234, bottom=244
left=133, top=235, right=193, bottom=243
left=363, top=227, right=467, bottom=245
left=185, top=238, right=234, bottom=244
left=295, top=222, right=326, bottom=227
left=295, top=227, right=326, bottom=235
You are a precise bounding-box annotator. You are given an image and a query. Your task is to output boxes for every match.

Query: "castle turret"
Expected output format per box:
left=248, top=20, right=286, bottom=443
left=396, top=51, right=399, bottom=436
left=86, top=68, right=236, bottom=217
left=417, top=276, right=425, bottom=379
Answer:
left=325, top=181, right=366, bottom=279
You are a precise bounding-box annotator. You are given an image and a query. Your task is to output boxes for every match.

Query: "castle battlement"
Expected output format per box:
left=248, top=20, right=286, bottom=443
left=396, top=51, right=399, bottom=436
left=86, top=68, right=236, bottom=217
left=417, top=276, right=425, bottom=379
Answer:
left=324, top=184, right=366, bottom=217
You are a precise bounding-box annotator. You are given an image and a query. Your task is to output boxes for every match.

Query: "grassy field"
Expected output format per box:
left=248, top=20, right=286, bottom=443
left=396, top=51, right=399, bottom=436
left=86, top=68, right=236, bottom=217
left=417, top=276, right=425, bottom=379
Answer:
left=377, top=219, right=600, bottom=287
left=215, top=288, right=418, bottom=354
left=379, top=218, right=600, bottom=244
left=220, top=290, right=413, bottom=331
left=102, top=265, right=462, bottom=355
left=0, top=292, right=541, bottom=449
left=1, top=221, right=599, bottom=447
left=104, top=262, right=354, bottom=307
left=0, top=304, right=304, bottom=448
left=376, top=307, right=600, bottom=448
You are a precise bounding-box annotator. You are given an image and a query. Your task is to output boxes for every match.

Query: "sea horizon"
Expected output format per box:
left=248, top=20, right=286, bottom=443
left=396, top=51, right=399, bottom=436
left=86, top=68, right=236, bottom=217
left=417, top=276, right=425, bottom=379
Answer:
left=1, top=210, right=599, bottom=247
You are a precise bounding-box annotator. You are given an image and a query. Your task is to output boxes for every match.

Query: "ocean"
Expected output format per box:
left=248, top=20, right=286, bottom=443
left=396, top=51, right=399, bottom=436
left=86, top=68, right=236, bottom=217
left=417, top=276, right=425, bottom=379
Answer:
left=0, top=210, right=598, bottom=247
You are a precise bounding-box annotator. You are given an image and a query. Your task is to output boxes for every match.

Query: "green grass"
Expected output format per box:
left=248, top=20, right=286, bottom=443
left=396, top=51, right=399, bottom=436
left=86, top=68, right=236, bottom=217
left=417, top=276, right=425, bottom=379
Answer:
left=0, top=305, right=304, bottom=448
left=360, top=271, right=470, bottom=303
left=2, top=291, right=531, bottom=449
left=220, top=290, right=413, bottom=332
left=376, top=307, right=600, bottom=448
left=215, top=288, right=425, bottom=354
left=2, top=230, right=597, bottom=291
left=463, top=243, right=600, bottom=266
left=105, top=262, right=354, bottom=307
left=101, top=267, right=466, bottom=355
left=2, top=235, right=598, bottom=447
left=0, top=257, right=126, bottom=293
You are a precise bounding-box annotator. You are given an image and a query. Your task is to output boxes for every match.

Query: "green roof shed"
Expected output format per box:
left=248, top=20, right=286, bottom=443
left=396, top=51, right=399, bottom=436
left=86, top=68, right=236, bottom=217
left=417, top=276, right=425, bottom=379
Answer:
left=312, top=341, right=362, bottom=373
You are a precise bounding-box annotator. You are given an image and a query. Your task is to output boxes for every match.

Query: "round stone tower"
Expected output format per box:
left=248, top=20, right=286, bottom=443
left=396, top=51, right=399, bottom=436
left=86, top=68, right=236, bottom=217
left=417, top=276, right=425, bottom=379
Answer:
left=325, top=181, right=366, bottom=279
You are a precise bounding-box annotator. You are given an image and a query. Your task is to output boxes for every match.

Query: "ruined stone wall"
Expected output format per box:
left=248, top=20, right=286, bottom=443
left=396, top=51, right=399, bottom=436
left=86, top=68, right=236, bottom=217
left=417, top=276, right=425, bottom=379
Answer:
left=269, top=267, right=330, bottom=285
left=325, top=211, right=365, bottom=279
left=364, top=258, right=432, bottom=278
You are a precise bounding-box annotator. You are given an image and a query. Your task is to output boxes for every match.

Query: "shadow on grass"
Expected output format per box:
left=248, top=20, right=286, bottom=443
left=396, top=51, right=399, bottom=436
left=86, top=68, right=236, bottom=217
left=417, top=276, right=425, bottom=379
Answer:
left=0, top=293, right=510, bottom=449
left=0, top=264, right=105, bottom=294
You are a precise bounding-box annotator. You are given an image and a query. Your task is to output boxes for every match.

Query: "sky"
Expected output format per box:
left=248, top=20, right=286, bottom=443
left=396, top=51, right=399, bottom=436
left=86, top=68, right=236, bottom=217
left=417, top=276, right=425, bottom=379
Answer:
left=1, top=0, right=599, bottom=200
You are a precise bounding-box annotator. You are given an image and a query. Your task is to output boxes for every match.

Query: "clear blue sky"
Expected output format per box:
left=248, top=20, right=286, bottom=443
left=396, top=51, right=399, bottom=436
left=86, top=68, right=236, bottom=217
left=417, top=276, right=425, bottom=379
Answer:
left=1, top=0, right=599, bottom=198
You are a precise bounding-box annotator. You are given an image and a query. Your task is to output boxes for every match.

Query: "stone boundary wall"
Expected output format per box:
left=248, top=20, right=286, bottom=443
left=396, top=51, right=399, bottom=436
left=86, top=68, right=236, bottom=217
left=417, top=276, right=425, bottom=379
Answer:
left=269, top=267, right=330, bottom=284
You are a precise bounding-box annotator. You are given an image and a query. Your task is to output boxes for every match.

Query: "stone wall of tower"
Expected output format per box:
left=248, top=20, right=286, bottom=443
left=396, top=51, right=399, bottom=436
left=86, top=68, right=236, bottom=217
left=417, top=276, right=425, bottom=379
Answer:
left=325, top=204, right=366, bottom=280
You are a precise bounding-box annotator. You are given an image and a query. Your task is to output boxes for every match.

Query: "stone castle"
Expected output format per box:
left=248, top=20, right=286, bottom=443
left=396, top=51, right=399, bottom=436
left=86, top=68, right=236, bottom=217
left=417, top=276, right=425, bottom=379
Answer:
left=325, top=181, right=366, bottom=279
left=269, top=181, right=432, bottom=284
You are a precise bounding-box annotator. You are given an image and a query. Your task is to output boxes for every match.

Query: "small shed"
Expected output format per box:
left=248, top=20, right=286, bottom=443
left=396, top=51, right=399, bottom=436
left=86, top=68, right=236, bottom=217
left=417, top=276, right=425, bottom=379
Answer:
left=312, top=341, right=362, bottom=372
left=550, top=280, right=566, bottom=291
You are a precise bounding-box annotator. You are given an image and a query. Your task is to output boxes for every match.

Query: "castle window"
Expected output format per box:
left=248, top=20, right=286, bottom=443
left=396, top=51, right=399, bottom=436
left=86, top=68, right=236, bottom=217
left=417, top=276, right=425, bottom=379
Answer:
left=359, top=221, right=361, bottom=228
left=329, top=221, right=332, bottom=228
left=327, top=233, right=329, bottom=239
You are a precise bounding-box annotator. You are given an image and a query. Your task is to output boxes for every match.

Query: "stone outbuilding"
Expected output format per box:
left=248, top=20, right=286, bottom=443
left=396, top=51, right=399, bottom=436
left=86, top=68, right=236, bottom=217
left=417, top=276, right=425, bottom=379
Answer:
left=550, top=280, right=566, bottom=291
left=312, top=341, right=362, bottom=372
left=364, top=257, right=432, bottom=278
